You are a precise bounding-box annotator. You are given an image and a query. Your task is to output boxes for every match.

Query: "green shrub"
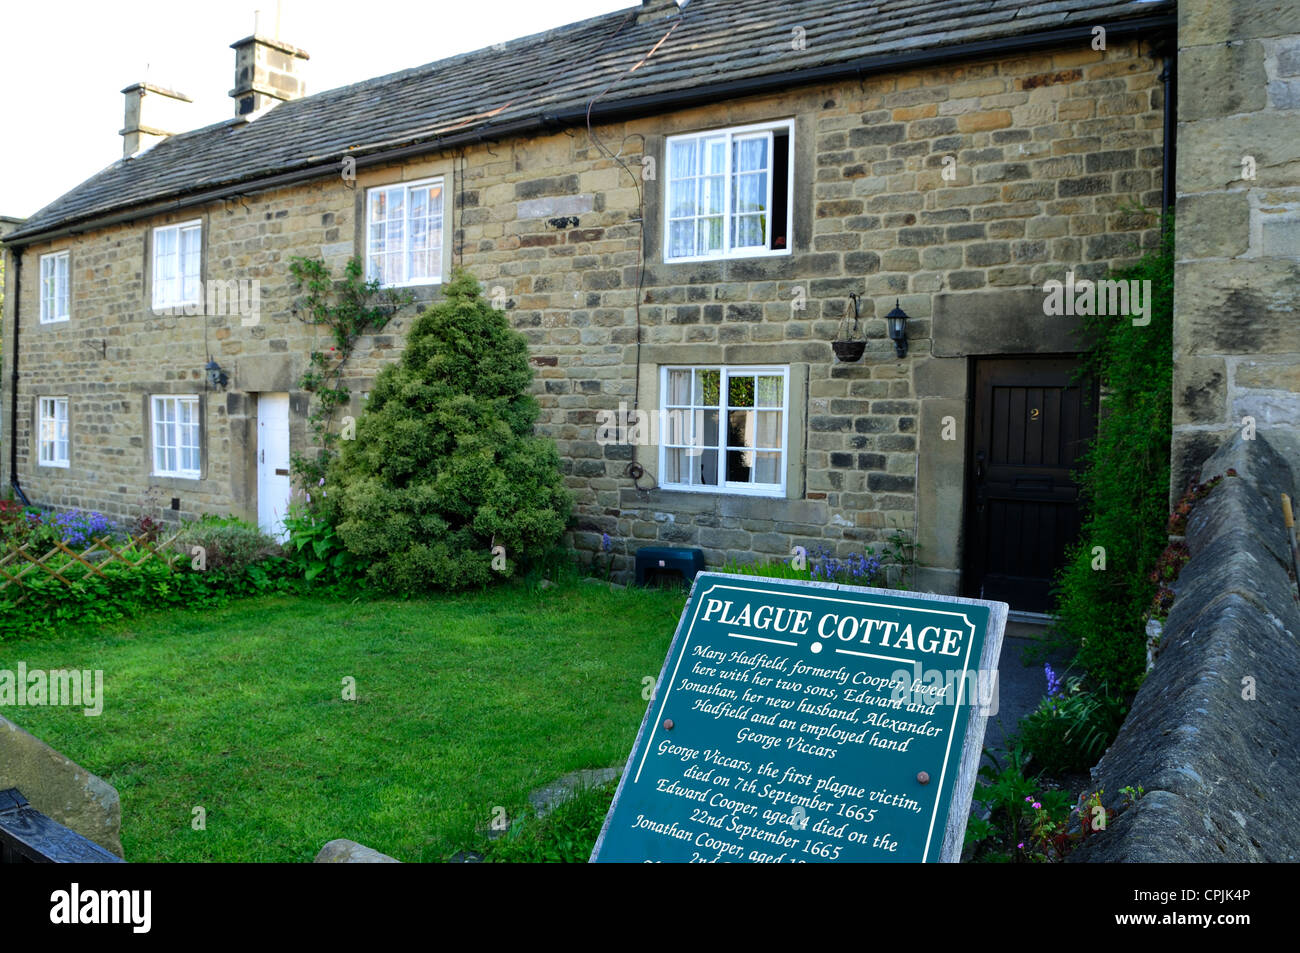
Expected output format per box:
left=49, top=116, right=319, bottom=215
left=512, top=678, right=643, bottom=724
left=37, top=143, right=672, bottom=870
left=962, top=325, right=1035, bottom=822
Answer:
left=282, top=495, right=365, bottom=586
left=1051, top=220, right=1174, bottom=694
left=176, top=516, right=282, bottom=573
left=0, top=540, right=299, bottom=641
left=1017, top=667, right=1128, bottom=775
left=325, top=270, right=571, bottom=591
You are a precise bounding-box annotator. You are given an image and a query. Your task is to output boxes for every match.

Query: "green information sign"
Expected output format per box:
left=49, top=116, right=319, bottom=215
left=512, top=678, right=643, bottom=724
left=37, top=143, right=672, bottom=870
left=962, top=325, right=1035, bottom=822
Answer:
left=592, top=573, right=1007, bottom=863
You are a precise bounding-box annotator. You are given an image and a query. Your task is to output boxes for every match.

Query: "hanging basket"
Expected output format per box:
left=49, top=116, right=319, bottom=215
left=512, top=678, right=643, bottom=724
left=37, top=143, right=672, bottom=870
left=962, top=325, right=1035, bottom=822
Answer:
left=832, top=340, right=866, bottom=362
left=832, top=292, right=867, bottom=362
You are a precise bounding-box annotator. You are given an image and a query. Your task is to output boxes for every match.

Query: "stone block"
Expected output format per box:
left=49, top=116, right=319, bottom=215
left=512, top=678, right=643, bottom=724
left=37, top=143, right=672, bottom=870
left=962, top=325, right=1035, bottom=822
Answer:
left=0, top=715, right=123, bottom=858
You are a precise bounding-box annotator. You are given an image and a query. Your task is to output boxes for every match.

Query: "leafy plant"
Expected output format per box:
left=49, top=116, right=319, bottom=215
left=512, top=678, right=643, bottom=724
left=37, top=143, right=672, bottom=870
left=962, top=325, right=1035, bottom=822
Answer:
left=288, top=255, right=414, bottom=486
left=282, top=490, right=363, bottom=585
left=1017, top=667, right=1128, bottom=775
left=0, top=541, right=298, bottom=641
left=325, top=269, right=571, bottom=592
left=1051, top=217, right=1174, bottom=694
left=965, top=745, right=1113, bottom=863
left=175, top=516, right=282, bottom=573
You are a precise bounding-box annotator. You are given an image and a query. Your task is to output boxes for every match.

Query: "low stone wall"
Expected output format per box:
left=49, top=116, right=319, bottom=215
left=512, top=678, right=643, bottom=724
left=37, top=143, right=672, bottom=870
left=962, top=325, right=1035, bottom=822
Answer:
left=0, top=715, right=124, bottom=858
left=1073, top=433, right=1300, bottom=862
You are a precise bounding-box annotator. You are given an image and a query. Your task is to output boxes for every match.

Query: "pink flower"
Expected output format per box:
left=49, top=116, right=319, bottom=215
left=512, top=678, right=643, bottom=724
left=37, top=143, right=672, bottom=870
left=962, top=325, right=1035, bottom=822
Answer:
left=1017, top=842, right=1025, bottom=849
left=1033, top=802, right=1041, bottom=810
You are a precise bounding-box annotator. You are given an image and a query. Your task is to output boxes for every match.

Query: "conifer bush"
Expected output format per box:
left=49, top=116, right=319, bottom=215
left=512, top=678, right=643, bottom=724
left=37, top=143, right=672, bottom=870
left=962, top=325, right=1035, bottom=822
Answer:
left=324, top=270, right=571, bottom=590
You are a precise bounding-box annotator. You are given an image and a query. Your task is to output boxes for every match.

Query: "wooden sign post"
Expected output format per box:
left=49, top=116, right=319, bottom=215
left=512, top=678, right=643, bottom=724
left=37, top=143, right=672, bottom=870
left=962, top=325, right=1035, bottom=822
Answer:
left=592, top=573, right=1007, bottom=863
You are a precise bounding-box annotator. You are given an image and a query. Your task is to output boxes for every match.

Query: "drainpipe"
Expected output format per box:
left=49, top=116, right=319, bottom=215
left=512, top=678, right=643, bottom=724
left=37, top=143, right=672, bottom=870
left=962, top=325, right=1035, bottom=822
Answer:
left=1159, top=54, right=1176, bottom=228
left=7, top=247, right=28, bottom=504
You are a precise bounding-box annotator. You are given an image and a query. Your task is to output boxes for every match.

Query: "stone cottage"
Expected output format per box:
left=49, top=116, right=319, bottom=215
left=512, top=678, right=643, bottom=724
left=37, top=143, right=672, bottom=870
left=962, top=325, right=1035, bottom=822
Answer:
left=1, top=0, right=1186, bottom=611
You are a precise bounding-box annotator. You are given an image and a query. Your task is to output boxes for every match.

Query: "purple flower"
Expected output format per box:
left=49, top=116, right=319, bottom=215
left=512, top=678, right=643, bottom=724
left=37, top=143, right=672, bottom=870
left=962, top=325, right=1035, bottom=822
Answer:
left=1017, top=842, right=1025, bottom=850
left=1045, top=663, right=1062, bottom=699
left=1032, top=801, right=1042, bottom=810
left=601, top=532, right=612, bottom=553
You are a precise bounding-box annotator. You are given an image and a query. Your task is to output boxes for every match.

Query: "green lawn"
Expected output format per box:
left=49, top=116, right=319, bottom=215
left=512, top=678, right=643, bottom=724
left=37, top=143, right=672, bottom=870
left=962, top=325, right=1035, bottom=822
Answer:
left=1, top=580, right=685, bottom=861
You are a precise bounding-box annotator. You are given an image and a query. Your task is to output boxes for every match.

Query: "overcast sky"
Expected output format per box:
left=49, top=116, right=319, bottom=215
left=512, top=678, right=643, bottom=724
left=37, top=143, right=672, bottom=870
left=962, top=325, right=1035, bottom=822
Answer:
left=1, top=0, right=635, bottom=219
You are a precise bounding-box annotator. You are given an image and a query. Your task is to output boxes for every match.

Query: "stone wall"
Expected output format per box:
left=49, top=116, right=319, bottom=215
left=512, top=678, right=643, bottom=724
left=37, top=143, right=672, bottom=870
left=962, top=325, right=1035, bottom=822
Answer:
left=1172, top=0, right=1300, bottom=497
left=2, top=38, right=1166, bottom=584
left=1073, top=432, right=1300, bottom=862
left=0, top=714, right=124, bottom=857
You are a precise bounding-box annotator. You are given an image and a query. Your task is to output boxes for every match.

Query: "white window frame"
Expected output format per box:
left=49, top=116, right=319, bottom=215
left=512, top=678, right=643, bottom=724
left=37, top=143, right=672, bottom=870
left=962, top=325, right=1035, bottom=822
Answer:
left=151, top=395, right=202, bottom=479
left=39, top=251, right=70, bottom=324
left=365, top=176, right=446, bottom=288
left=37, top=397, right=70, bottom=468
left=657, top=365, right=790, bottom=498
left=151, top=219, right=203, bottom=311
left=663, top=119, right=795, bottom=264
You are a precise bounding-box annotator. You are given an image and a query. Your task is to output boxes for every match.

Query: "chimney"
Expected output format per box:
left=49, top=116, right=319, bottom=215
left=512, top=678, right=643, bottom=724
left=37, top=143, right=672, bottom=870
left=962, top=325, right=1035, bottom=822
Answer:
left=637, top=0, right=681, bottom=23
left=120, top=83, right=192, bottom=158
left=229, top=34, right=309, bottom=118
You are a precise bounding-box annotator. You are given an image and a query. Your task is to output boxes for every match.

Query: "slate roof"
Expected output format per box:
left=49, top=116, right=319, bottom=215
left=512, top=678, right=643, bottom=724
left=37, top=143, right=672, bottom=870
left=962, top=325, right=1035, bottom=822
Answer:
left=7, top=0, right=1175, bottom=244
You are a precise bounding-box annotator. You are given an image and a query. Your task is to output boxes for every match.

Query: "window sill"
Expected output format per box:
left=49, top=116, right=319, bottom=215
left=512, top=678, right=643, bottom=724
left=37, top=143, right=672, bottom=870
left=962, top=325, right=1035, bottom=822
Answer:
left=659, top=483, right=786, bottom=499
left=38, top=461, right=70, bottom=469
left=663, top=248, right=790, bottom=266
left=38, top=317, right=70, bottom=325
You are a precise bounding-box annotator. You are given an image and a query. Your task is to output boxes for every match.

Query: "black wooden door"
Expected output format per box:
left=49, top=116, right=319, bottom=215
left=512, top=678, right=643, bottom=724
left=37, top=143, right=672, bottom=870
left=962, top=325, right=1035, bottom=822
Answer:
left=962, top=357, right=1097, bottom=612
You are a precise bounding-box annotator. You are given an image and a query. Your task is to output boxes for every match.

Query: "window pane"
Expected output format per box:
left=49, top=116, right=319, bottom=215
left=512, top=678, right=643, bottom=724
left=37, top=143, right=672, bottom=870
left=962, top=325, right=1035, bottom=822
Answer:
left=706, top=138, right=727, bottom=175
left=698, top=409, right=719, bottom=451
left=669, top=139, right=698, bottom=180
left=728, top=375, right=755, bottom=408
left=725, top=446, right=752, bottom=483
left=698, top=216, right=724, bottom=254
left=727, top=409, right=753, bottom=450
left=694, top=369, right=720, bottom=406
left=698, top=448, right=718, bottom=486
left=753, top=451, right=781, bottom=484
left=669, top=220, right=695, bottom=259
left=663, top=447, right=684, bottom=484
left=734, top=172, right=766, bottom=214
left=733, top=214, right=765, bottom=248
left=756, top=375, right=783, bottom=406
left=754, top=410, right=782, bottom=449
left=734, top=136, right=769, bottom=174
left=662, top=408, right=690, bottom=447
left=669, top=180, right=696, bottom=220
left=701, top=174, right=725, bottom=216
left=667, top=369, right=691, bottom=405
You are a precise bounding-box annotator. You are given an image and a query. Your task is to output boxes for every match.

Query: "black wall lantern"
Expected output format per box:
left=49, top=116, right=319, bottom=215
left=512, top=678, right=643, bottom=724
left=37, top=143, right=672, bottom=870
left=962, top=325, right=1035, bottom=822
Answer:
left=884, top=299, right=910, bottom=359
left=205, top=357, right=229, bottom=391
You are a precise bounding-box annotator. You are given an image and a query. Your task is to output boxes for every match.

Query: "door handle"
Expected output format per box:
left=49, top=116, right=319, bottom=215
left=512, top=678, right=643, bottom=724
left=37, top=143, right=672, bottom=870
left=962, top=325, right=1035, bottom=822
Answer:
left=275, top=468, right=289, bottom=476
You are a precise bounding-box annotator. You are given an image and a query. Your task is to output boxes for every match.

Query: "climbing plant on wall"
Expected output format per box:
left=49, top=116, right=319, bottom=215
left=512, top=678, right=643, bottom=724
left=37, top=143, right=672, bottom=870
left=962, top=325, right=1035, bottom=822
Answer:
left=1051, top=219, right=1175, bottom=695
left=287, top=256, right=413, bottom=487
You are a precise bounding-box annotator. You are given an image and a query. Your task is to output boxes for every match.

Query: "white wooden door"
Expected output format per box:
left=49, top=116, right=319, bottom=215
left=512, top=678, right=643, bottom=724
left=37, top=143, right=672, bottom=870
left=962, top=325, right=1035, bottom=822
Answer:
left=257, top=393, right=291, bottom=541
